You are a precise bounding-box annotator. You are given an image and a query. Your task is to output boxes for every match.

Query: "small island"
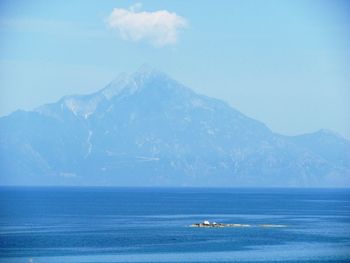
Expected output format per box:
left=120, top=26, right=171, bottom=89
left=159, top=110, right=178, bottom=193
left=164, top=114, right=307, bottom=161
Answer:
left=190, top=220, right=250, bottom=228
left=190, top=221, right=286, bottom=228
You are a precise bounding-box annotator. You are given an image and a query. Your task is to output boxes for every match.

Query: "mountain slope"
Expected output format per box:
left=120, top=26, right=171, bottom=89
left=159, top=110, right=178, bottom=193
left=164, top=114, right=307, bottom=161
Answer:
left=1, top=66, right=349, bottom=186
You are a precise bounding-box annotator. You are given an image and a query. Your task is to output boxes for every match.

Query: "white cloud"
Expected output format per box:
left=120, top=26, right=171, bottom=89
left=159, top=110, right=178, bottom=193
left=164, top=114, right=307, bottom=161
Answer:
left=107, top=3, right=188, bottom=47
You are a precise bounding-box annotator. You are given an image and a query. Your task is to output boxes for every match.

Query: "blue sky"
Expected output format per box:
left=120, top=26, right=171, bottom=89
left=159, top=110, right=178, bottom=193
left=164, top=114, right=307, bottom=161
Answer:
left=1, top=0, right=349, bottom=138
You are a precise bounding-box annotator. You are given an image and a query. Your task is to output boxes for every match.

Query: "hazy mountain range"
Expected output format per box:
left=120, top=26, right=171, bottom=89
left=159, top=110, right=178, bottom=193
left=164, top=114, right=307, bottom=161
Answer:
left=1, top=66, right=349, bottom=186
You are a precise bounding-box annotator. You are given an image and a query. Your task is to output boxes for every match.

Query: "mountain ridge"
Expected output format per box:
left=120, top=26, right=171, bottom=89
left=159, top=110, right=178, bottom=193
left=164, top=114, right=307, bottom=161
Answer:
left=1, top=66, right=349, bottom=186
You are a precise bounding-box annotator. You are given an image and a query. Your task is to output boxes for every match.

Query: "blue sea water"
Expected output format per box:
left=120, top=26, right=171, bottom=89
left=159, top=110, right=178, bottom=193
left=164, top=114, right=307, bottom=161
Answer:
left=0, top=187, right=349, bottom=263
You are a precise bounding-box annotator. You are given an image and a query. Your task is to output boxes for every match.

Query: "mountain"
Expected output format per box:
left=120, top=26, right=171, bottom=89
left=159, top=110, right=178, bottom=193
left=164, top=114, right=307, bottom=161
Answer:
left=1, top=66, right=349, bottom=186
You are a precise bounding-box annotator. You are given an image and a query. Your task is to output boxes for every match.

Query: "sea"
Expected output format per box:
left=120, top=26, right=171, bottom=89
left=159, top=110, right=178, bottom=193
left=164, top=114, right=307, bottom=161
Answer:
left=0, top=187, right=349, bottom=263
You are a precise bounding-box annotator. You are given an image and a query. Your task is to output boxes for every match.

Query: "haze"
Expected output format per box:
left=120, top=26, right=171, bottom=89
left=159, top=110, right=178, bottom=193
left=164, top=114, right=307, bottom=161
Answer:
left=0, top=0, right=349, bottom=138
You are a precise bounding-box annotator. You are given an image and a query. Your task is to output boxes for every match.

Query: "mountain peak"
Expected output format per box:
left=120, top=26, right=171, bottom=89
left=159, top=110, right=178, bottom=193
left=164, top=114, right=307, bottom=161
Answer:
left=135, top=63, right=162, bottom=76
left=2, top=65, right=350, bottom=187
left=131, top=64, right=170, bottom=85
left=101, top=65, right=187, bottom=100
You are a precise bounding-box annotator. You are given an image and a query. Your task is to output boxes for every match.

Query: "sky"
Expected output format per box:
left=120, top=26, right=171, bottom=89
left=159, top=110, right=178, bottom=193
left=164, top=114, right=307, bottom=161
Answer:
left=0, top=0, right=349, bottom=139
